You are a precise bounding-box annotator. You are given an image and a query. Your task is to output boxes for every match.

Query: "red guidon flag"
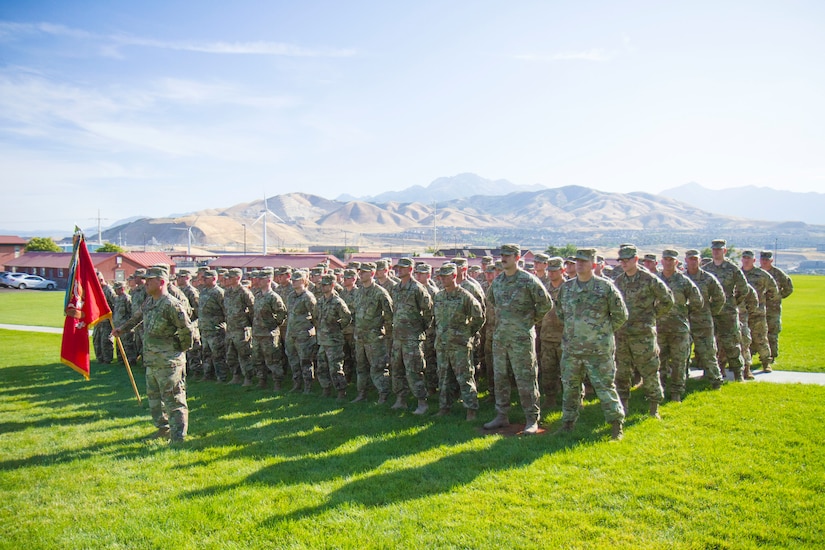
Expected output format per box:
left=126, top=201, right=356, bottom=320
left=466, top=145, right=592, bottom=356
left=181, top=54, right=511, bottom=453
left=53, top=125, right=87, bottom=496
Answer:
left=60, top=231, right=112, bottom=379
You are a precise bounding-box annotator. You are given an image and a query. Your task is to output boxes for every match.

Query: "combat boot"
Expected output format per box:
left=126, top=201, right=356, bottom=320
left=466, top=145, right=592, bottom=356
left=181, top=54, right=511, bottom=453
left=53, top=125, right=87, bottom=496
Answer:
left=436, top=407, right=450, bottom=417
left=391, top=394, right=407, bottom=410
left=242, top=376, right=254, bottom=387
left=483, top=413, right=510, bottom=430
left=302, top=381, right=312, bottom=394
left=763, top=362, right=773, bottom=373
left=351, top=391, right=367, bottom=403
left=229, top=373, right=244, bottom=385
left=649, top=401, right=661, bottom=419
left=322, top=386, right=333, bottom=397
left=257, top=377, right=268, bottom=389
left=290, top=380, right=302, bottom=392
left=523, top=415, right=540, bottom=435
left=553, top=420, right=575, bottom=435
left=670, top=392, right=682, bottom=403
left=272, top=379, right=282, bottom=392
left=412, top=399, right=428, bottom=415
left=377, top=393, right=389, bottom=404
left=465, top=409, right=477, bottom=421
left=733, top=368, right=744, bottom=382
left=744, top=364, right=755, bottom=380
left=610, top=420, right=624, bottom=441
left=336, top=389, right=348, bottom=401
left=147, top=427, right=170, bottom=440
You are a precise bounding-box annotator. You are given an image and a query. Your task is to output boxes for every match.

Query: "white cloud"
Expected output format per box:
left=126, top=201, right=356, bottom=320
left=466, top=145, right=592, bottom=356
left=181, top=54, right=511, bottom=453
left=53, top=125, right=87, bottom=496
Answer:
left=513, top=48, right=614, bottom=62
left=0, top=20, right=356, bottom=58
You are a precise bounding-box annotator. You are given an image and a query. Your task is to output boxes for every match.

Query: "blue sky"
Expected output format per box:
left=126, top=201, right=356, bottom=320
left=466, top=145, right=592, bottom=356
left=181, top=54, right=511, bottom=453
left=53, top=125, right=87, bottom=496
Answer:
left=2, top=1, right=824, bottom=233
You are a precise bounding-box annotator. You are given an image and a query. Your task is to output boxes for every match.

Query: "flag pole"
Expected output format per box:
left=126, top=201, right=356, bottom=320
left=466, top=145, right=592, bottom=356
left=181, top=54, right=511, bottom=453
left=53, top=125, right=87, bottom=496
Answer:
left=111, top=318, right=142, bottom=405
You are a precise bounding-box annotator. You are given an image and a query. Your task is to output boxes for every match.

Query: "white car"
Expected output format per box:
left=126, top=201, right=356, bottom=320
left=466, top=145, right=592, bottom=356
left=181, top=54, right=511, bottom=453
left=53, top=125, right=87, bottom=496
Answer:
left=9, top=274, right=58, bottom=290
left=0, top=272, right=28, bottom=288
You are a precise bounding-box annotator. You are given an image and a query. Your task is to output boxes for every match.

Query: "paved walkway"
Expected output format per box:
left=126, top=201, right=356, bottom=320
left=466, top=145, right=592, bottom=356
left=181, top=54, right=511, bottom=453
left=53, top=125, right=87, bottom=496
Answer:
left=2, top=323, right=824, bottom=385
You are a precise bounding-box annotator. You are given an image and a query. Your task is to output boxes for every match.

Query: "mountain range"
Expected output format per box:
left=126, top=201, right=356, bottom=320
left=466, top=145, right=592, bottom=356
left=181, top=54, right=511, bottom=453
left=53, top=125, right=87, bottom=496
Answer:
left=91, top=174, right=824, bottom=252
left=659, top=182, right=825, bottom=225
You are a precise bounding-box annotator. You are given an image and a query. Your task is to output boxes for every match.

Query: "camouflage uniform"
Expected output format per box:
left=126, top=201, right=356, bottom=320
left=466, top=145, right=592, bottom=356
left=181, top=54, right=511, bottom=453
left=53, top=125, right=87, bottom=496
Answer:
left=539, top=275, right=565, bottom=407
left=764, top=259, right=793, bottom=358
left=684, top=261, right=725, bottom=386
left=286, top=282, right=318, bottom=390
left=486, top=265, right=553, bottom=423
left=339, top=278, right=359, bottom=382
left=704, top=251, right=750, bottom=379
left=118, top=270, right=193, bottom=442
left=314, top=285, right=352, bottom=393
left=178, top=280, right=202, bottom=376
left=657, top=264, right=703, bottom=398
left=416, top=266, right=440, bottom=394
left=556, top=266, right=628, bottom=425
left=353, top=277, right=394, bottom=399
left=614, top=248, right=674, bottom=409
left=198, top=278, right=228, bottom=381
left=251, top=280, right=288, bottom=385
left=224, top=281, right=255, bottom=380
left=129, top=279, right=148, bottom=357
left=738, top=283, right=760, bottom=368
left=433, top=275, right=484, bottom=412
left=390, top=276, right=434, bottom=402
left=112, top=285, right=138, bottom=365
left=92, top=281, right=116, bottom=363
left=742, top=261, right=778, bottom=369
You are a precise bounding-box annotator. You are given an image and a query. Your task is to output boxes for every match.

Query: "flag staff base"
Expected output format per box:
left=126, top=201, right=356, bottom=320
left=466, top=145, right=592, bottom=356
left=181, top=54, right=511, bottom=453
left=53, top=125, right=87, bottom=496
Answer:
left=111, top=319, right=142, bottom=405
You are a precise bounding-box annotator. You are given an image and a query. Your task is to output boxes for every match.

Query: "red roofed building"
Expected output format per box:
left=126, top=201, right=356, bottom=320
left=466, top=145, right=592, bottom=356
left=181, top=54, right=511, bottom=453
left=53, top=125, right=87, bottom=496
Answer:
left=4, top=252, right=175, bottom=288
left=209, top=253, right=346, bottom=273
left=0, top=235, right=28, bottom=271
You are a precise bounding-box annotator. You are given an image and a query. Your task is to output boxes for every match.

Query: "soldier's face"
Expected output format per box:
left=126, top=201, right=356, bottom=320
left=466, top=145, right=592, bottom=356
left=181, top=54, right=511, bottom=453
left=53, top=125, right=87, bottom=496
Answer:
left=760, top=258, right=772, bottom=270
left=359, top=270, right=373, bottom=285
left=414, top=272, right=429, bottom=285
left=712, top=247, right=725, bottom=261
left=575, top=259, right=593, bottom=276
left=685, top=256, right=700, bottom=272
left=397, top=266, right=412, bottom=279
left=742, top=256, right=755, bottom=269
left=661, top=257, right=677, bottom=273
left=344, top=276, right=356, bottom=289
left=440, top=274, right=457, bottom=290
left=549, top=269, right=564, bottom=282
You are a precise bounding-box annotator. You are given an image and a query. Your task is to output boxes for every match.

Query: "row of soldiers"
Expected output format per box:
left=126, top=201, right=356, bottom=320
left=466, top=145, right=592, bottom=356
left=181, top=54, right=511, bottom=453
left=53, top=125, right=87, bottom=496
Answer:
left=106, top=238, right=793, bottom=442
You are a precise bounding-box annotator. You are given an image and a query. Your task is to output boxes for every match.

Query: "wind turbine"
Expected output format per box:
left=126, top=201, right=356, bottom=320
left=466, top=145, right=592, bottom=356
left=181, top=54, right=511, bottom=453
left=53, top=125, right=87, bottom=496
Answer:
left=172, top=217, right=199, bottom=256
left=251, top=195, right=286, bottom=255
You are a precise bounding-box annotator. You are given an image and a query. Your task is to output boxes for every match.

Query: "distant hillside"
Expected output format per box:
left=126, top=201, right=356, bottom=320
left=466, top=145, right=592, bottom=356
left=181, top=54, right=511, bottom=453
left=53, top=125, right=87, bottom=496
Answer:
left=337, top=173, right=546, bottom=203
left=659, top=182, right=825, bottom=225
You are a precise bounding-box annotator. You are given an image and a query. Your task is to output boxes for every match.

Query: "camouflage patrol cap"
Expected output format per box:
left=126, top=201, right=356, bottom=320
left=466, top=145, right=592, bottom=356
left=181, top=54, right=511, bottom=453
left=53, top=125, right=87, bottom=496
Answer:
left=414, top=263, right=432, bottom=274
left=217, top=268, right=228, bottom=275
left=643, top=253, right=657, bottom=262
left=197, top=266, right=209, bottom=272
left=760, top=250, right=773, bottom=259
left=114, top=281, right=125, bottom=290
left=134, top=268, right=146, bottom=278
left=346, top=261, right=362, bottom=269
left=451, top=257, right=468, bottom=267
left=291, top=270, right=306, bottom=281
left=203, top=269, right=218, bottom=278
left=228, top=268, right=243, bottom=278
left=438, top=263, right=457, bottom=276
left=741, top=250, right=755, bottom=258
left=333, top=268, right=343, bottom=274
left=481, top=256, right=494, bottom=265
left=375, top=260, right=389, bottom=270
left=525, top=262, right=535, bottom=270
left=662, top=249, right=679, bottom=259
left=494, top=260, right=504, bottom=270
left=485, top=265, right=497, bottom=273
left=259, top=268, right=274, bottom=278
left=547, top=257, right=564, bottom=271
left=359, top=262, right=376, bottom=271
left=176, top=268, right=191, bottom=277
left=596, top=255, right=605, bottom=264
left=395, top=257, right=414, bottom=268
left=275, top=266, right=290, bottom=275
left=685, top=249, right=700, bottom=258
left=500, top=244, right=520, bottom=256
left=618, top=244, right=638, bottom=259
left=144, top=266, right=169, bottom=280
left=575, top=248, right=596, bottom=262
left=711, top=239, right=726, bottom=249
left=469, top=265, right=482, bottom=273
left=310, top=267, right=324, bottom=276
left=320, top=274, right=336, bottom=285
left=534, top=253, right=550, bottom=263
left=564, top=257, right=576, bottom=265
left=343, top=268, right=357, bottom=278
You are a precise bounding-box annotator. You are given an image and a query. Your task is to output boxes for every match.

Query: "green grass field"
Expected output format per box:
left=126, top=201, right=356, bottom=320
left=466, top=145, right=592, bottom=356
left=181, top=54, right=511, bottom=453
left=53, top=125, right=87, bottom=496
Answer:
left=2, top=321, right=825, bottom=548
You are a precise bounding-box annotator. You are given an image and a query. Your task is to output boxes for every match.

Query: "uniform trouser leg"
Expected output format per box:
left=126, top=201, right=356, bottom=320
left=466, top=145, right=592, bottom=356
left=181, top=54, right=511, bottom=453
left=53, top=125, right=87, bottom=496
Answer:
left=146, top=361, right=188, bottom=440
left=356, top=336, right=390, bottom=396
left=437, top=344, right=478, bottom=410
left=659, top=331, right=690, bottom=396
left=540, top=340, right=562, bottom=404
left=423, top=331, right=439, bottom=393
left=766, top=309, right=781, bottom=358
left=295, top=336, right=316, bottom=386
left=748, top=312, right=773, bottom=366
left=739, top=319, right=752, bottom=365
left=284, top=335, right=303, bottom=384
left=713, top=311, right=744, bottom=373
left=691, top=327, right=723, bottom=383
left=615, top=330, right=664, bottom=405
left=203, top=330, right=228, bottom=380
left=343, top=332, right=356, bottom=382
left=392, top=339, right=427, bottom=400
left=561, top=353, right=625, bottom=424
left=318, top=344, right=347, bottom=390
left=492, top=332, right=540, bottom=420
